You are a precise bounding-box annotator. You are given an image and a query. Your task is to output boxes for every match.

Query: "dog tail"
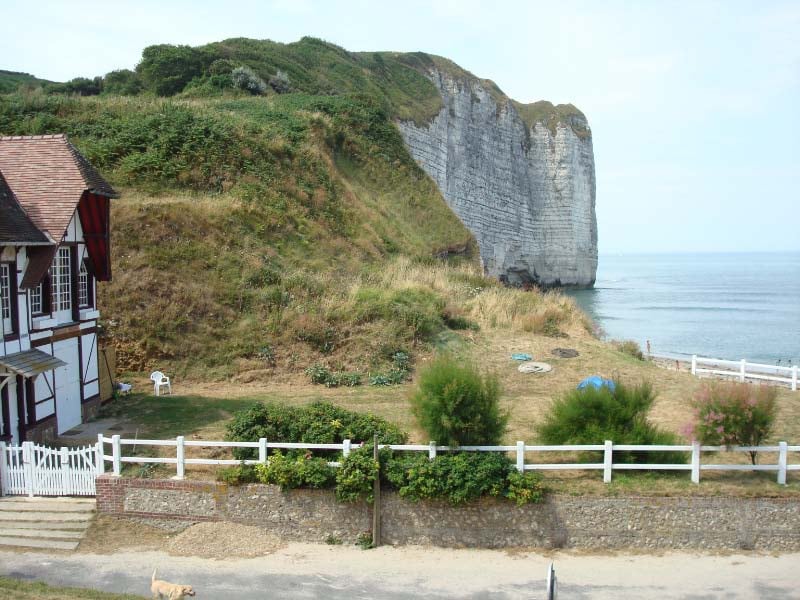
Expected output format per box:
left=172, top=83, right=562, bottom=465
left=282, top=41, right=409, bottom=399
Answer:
left=152, top=568, right=157, bottom=582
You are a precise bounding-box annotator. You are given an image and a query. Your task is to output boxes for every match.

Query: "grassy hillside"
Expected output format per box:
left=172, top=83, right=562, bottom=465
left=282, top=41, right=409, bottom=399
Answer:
left=0, top=37, right=591, bottom=379
left=0, top=69, right=54, bottom=94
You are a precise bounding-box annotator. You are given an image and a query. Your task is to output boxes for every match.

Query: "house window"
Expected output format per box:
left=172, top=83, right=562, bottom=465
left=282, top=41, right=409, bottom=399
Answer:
left=78, top=261, right=90, bottom=307
left=50, top=247, right=72, bottom=314
left=1, top=263, right=12, bottom=334
left=30, top=283, right=42, bottom=314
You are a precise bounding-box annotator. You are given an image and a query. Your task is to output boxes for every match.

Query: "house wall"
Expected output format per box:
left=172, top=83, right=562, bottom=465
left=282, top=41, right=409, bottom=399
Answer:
left=96, top=476, right=800, bottom=551
left=1, top=211, right=103, bottom=443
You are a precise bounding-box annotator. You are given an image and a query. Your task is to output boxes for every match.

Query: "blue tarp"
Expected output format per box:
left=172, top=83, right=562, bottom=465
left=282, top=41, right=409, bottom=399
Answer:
left=511, top=353, right=533, bottom=361
left=577, top=376, right=616, bottom=392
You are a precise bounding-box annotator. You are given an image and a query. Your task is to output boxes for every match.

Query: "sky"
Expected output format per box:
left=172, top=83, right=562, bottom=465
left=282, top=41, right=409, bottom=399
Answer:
left=2, top=0, right=798, bottom=254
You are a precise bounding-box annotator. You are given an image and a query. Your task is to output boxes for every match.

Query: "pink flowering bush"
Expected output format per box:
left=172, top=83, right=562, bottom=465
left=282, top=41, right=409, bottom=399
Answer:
left=686, top=382, right=777, bottom=464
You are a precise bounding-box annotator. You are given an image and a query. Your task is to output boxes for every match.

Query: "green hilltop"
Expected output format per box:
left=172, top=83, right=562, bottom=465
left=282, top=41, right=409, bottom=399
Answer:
left=0, top=37, right=585, bottom=379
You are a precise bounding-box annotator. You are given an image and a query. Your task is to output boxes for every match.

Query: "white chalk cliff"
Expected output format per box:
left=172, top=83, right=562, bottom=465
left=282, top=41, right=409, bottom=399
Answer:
left=398, top=68, right=597, bottom=287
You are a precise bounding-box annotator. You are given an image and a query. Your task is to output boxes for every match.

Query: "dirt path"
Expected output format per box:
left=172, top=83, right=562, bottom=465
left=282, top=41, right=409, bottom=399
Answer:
left=1, top=544, right=798, bottom=599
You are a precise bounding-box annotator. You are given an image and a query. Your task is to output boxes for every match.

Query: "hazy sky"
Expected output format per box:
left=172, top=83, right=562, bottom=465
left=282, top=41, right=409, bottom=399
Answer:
left=2, top=1, right=798, bottom=253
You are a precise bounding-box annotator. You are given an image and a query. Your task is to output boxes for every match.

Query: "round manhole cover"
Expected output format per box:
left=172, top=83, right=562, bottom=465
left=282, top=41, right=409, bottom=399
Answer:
left=518, top=362, right=553, bottom=374
left=551, top=348, right=579, bottom=358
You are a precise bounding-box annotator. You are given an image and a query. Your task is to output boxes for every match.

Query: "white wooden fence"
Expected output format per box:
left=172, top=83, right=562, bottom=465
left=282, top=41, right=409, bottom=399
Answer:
left=691, top=355, right=798, bottom=391
left=97, top=434, right=800, bottom=486
left=0, top=441, right=100, bottom=497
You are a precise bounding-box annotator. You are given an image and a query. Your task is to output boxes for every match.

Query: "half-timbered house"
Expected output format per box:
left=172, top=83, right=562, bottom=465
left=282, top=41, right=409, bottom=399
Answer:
left=0, top=134, right=116, bottom=443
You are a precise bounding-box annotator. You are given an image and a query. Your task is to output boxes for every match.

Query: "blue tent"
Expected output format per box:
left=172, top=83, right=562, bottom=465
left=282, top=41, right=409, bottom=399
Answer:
left=577, top=376, right=616, bottom=392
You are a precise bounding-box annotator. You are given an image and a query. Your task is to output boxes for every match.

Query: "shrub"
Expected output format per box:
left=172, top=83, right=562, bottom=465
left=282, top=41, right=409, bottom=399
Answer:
left=305, top=365, right=362, bottom=387
left=226, top=401, right=408, bottom=459
left=137, top=44, right=211, bottom=96
left=411, top=355, right=507, bottom=446
left=268, top=70, right=291, bottom=94
left=613, top=340, right=644, bottom=361
left=536, top=380, right=683, bottom=464
left=231, top=66, right=267, bottom=95
left=369, top=351, right=412, bottom=387
left=687, top=382, right=778, bottom=464
left=335, top=445, right=381, bottom=503
left=254, top=451, right=336, bottom=490
left=216, top=463, right=258, bottom=485
left=505, top=471, right=545, bottom=506
left=103, top=69, right=143, bottom=95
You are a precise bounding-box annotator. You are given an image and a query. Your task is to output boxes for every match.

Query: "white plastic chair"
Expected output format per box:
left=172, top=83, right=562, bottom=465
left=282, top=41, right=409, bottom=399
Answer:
left=150, top=371, right=172, bottom=396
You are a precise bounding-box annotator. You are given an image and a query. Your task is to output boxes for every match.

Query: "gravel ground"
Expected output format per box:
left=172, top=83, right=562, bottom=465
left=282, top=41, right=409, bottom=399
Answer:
left=166, top=522, right=285, bottom=559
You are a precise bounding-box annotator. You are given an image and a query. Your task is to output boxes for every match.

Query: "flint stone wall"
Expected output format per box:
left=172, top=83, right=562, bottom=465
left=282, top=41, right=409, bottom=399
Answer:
left=96, top=476, right=800, bottom=550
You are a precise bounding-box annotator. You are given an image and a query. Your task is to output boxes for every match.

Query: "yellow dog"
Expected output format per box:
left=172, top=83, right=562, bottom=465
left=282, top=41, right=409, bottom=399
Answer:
left=151, top=568, right=196, bottom=599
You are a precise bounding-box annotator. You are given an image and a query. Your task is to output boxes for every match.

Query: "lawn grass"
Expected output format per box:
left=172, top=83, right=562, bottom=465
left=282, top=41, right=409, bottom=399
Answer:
left=0, top=576, right=143, bottom=600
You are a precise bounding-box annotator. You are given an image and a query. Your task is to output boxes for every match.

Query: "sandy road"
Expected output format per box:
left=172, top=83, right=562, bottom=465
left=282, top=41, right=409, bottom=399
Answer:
left=2, top=544, right=799, bottom=599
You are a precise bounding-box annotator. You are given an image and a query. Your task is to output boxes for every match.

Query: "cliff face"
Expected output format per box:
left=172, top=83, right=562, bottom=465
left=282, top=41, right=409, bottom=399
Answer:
left=398, top=68, right=597, bottom=287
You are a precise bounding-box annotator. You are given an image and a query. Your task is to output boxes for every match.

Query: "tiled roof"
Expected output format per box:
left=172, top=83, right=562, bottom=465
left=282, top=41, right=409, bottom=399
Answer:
left=0, top=171, right=51, bottom=245
left=0, top=134, right=117, bottom=242
left=0, top=348, right=67, bottom=377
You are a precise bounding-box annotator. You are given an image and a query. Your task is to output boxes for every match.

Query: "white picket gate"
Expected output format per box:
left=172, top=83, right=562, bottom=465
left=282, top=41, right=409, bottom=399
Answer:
left=0, top=441, right=99, bottom=497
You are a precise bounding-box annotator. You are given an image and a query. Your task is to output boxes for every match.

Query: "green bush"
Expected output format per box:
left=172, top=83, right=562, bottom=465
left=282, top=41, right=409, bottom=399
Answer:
left=254, top=451, right=336, bottom=490
left=688, top=382, right=777, bottom=464
left=613, top=340, right=644, bottom=360
left=216, top=463, right=258, bottom=486
left=369, top=351, right=412, bottom=387
left=226, top=401, right=408, bottom=459
left=536, top=380, right=683, bottom=464
left=411, top=355, right=507, bottom=446
left=335, top=446, right=381, bottom=503
left=305, top=364, right=362, bottom=388
left=505, top=471, right=545, bottom=506
left=137, top=44, right=211, bottom=96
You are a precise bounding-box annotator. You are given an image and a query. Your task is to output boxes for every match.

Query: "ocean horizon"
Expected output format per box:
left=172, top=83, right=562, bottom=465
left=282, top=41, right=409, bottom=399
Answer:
left=567, top=251, right=800, bottom=365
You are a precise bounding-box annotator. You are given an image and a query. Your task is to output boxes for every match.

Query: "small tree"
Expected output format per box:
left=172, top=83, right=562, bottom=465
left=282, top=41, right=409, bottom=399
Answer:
left=231, top=66, right=267, bottom=95
left=411, top=355, right=507, bottom=446
left=686, top=382, right=777, bottom=464
left=268, top=69, right=291, bottom=94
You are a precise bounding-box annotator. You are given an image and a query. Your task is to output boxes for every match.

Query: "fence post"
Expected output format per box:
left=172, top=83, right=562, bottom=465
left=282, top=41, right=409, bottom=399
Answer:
left=22, top=441, right=34, bottom=497
left=691, top=355, right=697, bottom=376
left=175, top=436, right=185, bottom=480
left=777, top=441, right=788, bottom=485
left=603, top=440, right=613, bottom=483
left=516, top=441, right=525, bottom=473
left=112, top=435, right=121, bottom=476
left=792, top=366, right=798, bottom=392
left=343, top=439, right=351, bottom=458
left=96, top=434, right=105, bottom=475
left=428, top=441, right=437, bottom=460
left=740, top=359, right=746, bottom=382
left=372, top=434, right=381, bottom=548
left=0, top=441, right=6, bottom=496
left=691, top=441, right=701, bottom=484
left=60, top=447, right=69, bottom=494
left=258, top=438, right=268, bottom=464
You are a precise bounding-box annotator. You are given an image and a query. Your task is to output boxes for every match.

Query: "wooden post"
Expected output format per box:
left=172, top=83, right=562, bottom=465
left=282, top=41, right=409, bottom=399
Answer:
left=691, top=441, right=701, bottom=484
left=60, top=447, right=69, bottom=495
left=691, top=355, right=697, bottom=376
left=112, top=434, right=121, bottom=476
left=428, top=441, right=437, bottom=460
left=777, top=441, right=788, bottom=485
left=372, top=434, right=381, bottom=548
left=740, top=359, right=746, bottom=382
left=96, top=434, right=105, bottom=475
left=258, top=438, right=268, bottom=464
left=0, top=441, right=6, bottom=497
left=516, top=441, right=525, bottom=473
left=792, top=366, right=798, bottom=392
left=22, top=441, right=34, bottom=497
left=175, top=436, right=185, bottom=480
left=603, top=440, right=613, bottom=483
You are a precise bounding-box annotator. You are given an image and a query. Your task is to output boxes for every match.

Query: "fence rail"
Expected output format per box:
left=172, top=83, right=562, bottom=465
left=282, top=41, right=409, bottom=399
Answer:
left=97, top=434, right=799, bottom=486
left=691, top=355, right=798, bottom=390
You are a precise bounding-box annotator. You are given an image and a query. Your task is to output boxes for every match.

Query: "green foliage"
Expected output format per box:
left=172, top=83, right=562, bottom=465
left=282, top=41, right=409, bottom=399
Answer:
left=48, top=76, right=104, bottom=96
left=335, top=446, right=380, bottom=503
left=411, top=355, right=507, bottom=446
left=254, top=451, right=336, bottom=490
left=103, top=69, right=143, bottom=95
left=231, top=66, right=267, bottom=94
left=137, top=44, right=212, bottom=96
left=305, top=364, right=363, bottom=388
left=226, top=401, right=408, bottom=459
left=505, top=471, right=545, bottom=506
left=688, top=382, right=778, bottom=465
left=613, top=339, right=644, bottom=361
left=537, top=380, right=683, bottom=464
left=216, top=463, right=258, bottom=485
left=369, top=351, right=412, bottom=387
left=385, top=452, right=533, bottom=505
left=0, top=69, right=53, bottom=94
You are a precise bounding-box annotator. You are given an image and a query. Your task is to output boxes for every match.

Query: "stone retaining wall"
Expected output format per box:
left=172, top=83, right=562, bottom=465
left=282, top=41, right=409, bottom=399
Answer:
left=96, top=476, right=800, bottom=550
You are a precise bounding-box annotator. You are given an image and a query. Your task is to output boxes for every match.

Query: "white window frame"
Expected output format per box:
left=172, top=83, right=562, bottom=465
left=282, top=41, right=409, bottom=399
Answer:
left=78, top=261, right=89, bottom=308
left=30, top=282, right=44, bottom=315
left=1, top=263, right=12, bottom=335
left=50, top=246, right=73, bottom=321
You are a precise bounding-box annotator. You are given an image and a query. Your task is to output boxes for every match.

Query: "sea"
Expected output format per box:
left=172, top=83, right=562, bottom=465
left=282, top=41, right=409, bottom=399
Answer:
left=567, top=252, right=800, bottom=365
